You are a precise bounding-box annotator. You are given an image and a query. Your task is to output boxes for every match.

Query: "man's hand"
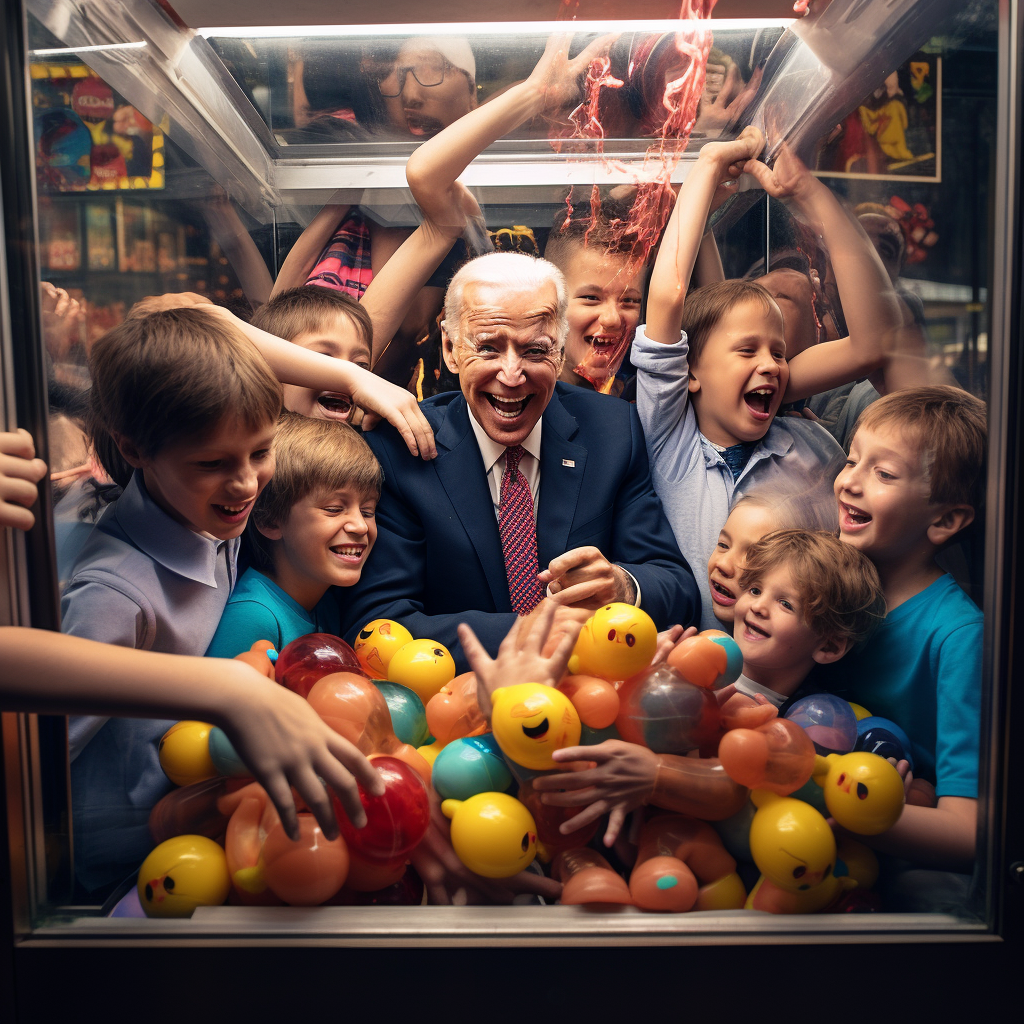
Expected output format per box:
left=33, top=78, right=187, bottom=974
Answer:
left=525, top=31, right=617, bottom=116
left=458, top=599, right=582, bottom=720
left=538, top=546, right=636, bottom=609
left=532, top=740, right=660, bottom=846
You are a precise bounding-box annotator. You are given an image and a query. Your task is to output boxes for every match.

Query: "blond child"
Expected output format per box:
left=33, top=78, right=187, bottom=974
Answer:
left=524, top=530, right=883, bottom=846
left=207, top=413, right=382, bottom=657
left=829, top=385, right=986, bottom=871
left=633, top=127, right=903, bottom=630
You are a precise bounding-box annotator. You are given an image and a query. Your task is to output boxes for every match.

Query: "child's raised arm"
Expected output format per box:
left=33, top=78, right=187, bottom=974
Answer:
left=0, top=627, right=385, bottom=840
left=647, top=127, right=765, bottom=344
left=742, top=146, right=903, bottom=401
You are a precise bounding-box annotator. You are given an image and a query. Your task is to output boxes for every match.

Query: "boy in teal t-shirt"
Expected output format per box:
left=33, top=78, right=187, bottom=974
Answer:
left=207, top=412, right=382, bottom=658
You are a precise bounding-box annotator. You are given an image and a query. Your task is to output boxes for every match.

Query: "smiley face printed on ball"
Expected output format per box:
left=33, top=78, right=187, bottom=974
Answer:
left=386, top=638, right=456, bottom=703
left=569, top=603, right=657, bottom=681
left=137, top=835, right=230, bottom=918
left=816, top=751, right=906, bottom=835
left=354, top=618, right=413, bottom=679
left=490, top=682, right=582, bottom=770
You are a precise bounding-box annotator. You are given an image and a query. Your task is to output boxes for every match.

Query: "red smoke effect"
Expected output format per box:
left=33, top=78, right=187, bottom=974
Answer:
left=552, top=1, right=719, bottom=390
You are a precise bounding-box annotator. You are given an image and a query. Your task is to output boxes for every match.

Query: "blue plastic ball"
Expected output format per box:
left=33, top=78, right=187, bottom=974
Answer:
left=855, top=716, right=914, bottom=770
left=373, top=680, right=429, bottom=748
left=784, top=693, right=858, bottom=755
left=707, top=634, right=743, bottom=688
left=432, top=734, right=514, bottom=801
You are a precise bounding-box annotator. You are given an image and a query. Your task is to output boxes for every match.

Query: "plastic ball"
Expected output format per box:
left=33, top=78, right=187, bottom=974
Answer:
left=815, top=751, right=905, bottom=835
left=387, top=638, right=456, bottom=704
left=490, top=682, right=582, bottom=770
left=718, top=718, right=816, bottom=794
left=336, top=756, right=431, bottom=863
left=207, top=727, right=248, bottom=778
left=789, top=773, right=831, bottom=816
left=615, top=664, right=721, bottom=755
left=343, top=852, right=409, bottom=892
left=517, top=778, right=598, bottom=858
left=425, top=672, right=486, bottom=746
left=442, top=792, right=537, bottom=878
left=784, top=693, right=858, bottom=755
left=373, top=681, right=429, bottom=747
left=580, top=722, right=621, bottom=746
left=354, top=618, right=413, bottom=678
left=138, top=835, right=230, bottom=918
left=556, top=674, right=619, bottom=729
left=855, top=716, right=914, bottom=770
left=568, top=603, right=658, bottom=681
left=749, top=791, right=837, bottom=893
left=432, top=734, right=513, bottom=801
left=158, top=721, right=218, bottom=787
left=275, top=633, right=363, bottom=698
left=260, top=814, right=349, bottom=906
left=710, top=800, right=756, bottom=863
left=848, top=702, right=873, bottom=721
left=667, top=632, right=743, bottom=690
left=330, top=867, right=424, bottom=906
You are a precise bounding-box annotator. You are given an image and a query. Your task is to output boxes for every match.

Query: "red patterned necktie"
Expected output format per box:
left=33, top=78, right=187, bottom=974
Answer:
left=498, top=444, right=543, bottom=615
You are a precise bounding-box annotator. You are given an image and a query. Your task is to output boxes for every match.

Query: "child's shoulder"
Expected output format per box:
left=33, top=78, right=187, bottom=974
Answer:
left=906, top=573, right=984, bottom=632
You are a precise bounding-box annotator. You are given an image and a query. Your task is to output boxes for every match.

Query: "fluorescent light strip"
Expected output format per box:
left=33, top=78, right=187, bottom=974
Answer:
left=198, top=19, right=792, bottom=39
left=30, top=41, right=147, bottom=56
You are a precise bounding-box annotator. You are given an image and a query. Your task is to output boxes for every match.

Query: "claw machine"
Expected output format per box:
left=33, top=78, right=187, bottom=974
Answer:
left=1, top=0, right=1022, bottom=1017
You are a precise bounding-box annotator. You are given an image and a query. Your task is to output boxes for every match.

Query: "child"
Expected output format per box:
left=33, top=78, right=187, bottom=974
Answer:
left=250, top=286, right=373, bottom=423
left=633, top=127, right=903, bottom=630
left=828, top=385, right=986, bottom=872
left=523, top=529, right=884, bottom=846
left=708, top=484, right=839, bottom=627
left=60, top=307, right=376, bottom=891
left=206, top=413, right=382, bottom=657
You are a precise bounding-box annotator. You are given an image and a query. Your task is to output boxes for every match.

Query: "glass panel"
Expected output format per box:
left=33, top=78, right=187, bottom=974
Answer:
left=8, top=0, right=1005, bottom=941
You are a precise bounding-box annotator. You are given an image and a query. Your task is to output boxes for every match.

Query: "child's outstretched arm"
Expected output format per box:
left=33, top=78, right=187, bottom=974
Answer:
left=405, top=32, right=615, bottom=222
left=205, top=304, right=437, bottom=460
left=0, top=429, right=47, bottom=531
left=270, top=203, right=351, bottom=298
left=647, top=126, right=765, bottom=344
left=0, top=627, right=384, bottom=841
left=742, top=146, right=903, bottom=400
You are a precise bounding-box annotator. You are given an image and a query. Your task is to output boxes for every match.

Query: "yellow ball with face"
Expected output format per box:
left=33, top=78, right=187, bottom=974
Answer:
left=137, top=835, right=231, bottom=918
left=490, top=682, right=581, bottom=770
left=354, top=618, right=414, bottom=679
left=158, top=721, right=218, bottom=787
left=815, top=751, right=906, bottom=835
left=387, top=638, right=456, bottom=703
left=568, top=603, right=658, bottom=681
left=749, top=791, right=838, bottom=894
left=442, top=792, right=538, bottom=878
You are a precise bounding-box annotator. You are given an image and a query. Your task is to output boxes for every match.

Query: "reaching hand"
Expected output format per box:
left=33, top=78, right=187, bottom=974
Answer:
left=742, top=141, right=819, bottom=204
left=532, top=739, right=660, bottom=846
left=0, top=429, right=47, bottom=531
left=40, top=282, right=84, bottom=359
left=526, top=31, right=618, bottom=116
left=696, top=64, right=763, bottom=135
left=698, top=124, right=765, bottom=177
left=341, top=364, right=438, bottom=460
left=458, top=599, right=582, bottom=720
left=538, top=546, right=636, bottom=609
left=652, top=625, right=696, bottom=666
left=217, top=661, right=385, bottom=842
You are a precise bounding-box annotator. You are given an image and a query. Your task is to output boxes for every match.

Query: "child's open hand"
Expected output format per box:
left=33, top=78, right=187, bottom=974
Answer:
left=339, top=364, right=438, bottom=461
left=0, top=429, right=47, bottom=531
left=526, top=31, right=618, bottom=116
left=218, top=660, right=385, bottom=842
left=533, top=739, right=660, bottom=846
left=458, top=599, right=584, bottom=720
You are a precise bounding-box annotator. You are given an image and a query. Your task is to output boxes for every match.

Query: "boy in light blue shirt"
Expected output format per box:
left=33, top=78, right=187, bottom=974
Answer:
left=207, top=412, right=382, bottom=658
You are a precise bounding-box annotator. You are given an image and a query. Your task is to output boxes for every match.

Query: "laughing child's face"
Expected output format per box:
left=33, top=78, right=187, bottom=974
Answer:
left=131, top=415, right=276, bottom=541
left=708, top=501, right=780, bottom=625
left=561, top=246, right=644, bottom=386
left=688, top=297, right=789, bottom=448
left=281, top=313, right=372, bottom=424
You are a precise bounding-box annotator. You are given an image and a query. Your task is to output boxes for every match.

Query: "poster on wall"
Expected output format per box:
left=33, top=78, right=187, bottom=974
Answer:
left=814, top=52, right=941, bottom=183
left=30, top=63, right=166, bottom=193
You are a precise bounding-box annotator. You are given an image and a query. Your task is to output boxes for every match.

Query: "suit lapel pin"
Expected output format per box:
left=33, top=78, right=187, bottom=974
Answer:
left=562, top=459, right=575, bottom=468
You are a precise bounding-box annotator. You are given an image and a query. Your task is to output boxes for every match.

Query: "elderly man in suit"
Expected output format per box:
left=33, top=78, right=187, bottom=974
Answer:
left=341, top=252, right=698, bottom=668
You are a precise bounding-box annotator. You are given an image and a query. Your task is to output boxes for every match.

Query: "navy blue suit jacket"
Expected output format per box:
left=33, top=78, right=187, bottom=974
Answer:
left=340, top=384, right=699, bottom=671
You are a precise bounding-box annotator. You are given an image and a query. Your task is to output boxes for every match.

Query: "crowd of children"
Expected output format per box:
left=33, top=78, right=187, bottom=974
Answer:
left=0, top=34, right=988, bottom=913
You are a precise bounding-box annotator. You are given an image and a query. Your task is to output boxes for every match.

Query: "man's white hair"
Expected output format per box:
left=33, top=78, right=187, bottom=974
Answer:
left=443, top=252, right=569, bottom=348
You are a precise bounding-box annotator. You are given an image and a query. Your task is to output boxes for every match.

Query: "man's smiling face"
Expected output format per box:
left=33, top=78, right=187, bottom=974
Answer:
left=443, top=279, right=563, bottom=447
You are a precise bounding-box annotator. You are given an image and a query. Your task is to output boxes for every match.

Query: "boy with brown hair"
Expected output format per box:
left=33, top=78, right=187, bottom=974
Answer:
left=207, top=412, right=383, bottom=658
left=830, top=385, right=986, bottom=871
